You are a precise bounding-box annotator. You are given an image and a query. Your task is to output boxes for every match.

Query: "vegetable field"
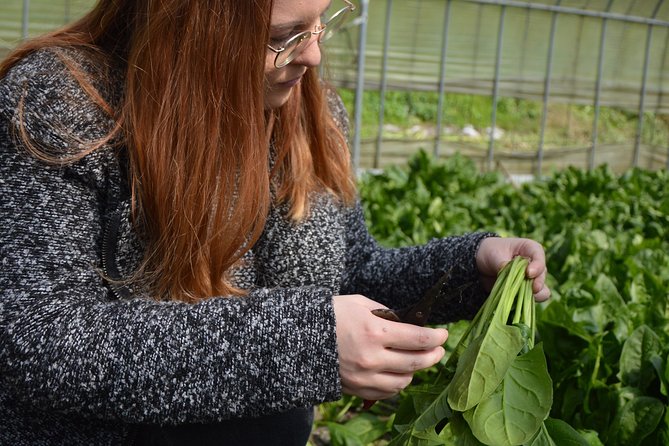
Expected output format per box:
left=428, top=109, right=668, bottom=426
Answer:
left=311, top=151, right=669, bottom=445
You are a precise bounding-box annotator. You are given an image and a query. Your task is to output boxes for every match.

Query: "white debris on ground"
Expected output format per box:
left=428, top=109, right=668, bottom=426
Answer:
left=486, top=126, right=505, bottom=140
left=461, top=124, right=481, bottom=138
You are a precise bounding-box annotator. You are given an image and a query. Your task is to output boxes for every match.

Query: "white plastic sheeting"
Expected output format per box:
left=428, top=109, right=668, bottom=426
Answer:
left=328, top=0, right=669, bottom=113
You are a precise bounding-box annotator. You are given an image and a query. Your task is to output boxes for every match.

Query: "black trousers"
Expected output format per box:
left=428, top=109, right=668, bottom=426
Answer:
left=130, top=407, right=314, bottom=446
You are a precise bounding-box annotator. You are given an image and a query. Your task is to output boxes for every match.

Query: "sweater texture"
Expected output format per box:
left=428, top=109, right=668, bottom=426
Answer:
left=0, top=48, right=493, bottom=445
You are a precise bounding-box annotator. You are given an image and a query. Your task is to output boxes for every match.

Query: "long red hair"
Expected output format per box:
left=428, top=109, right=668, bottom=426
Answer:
left=0, top=0, right=356, bottom=302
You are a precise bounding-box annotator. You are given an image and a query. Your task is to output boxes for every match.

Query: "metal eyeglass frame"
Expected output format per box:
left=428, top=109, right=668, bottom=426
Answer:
left=267, top=0, right=356, bottom=69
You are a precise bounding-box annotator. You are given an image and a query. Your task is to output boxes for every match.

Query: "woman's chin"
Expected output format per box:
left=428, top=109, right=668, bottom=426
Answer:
left=265, top=91, right=292, bottom=109
left=264, top=80, right=302, bottom=109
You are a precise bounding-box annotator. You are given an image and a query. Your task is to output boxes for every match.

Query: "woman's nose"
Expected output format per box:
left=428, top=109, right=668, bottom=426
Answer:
left=291, top=37, right=322, bottom=68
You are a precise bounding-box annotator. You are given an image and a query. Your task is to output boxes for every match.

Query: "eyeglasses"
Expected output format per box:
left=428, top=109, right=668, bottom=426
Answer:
left=267, top=0, right=356, bottom=69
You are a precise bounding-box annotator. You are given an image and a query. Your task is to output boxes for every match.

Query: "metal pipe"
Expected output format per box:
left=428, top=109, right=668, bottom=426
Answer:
left=352, top=0, right=369, bottom=172
left=374, top=0, right=394, bottom=169
left=518, top=7, right=531, bottom=81
left=589, top=0, right=615, bottom=171
left=64, top=0, right=71, bottom=24
left=472, top=4, right=484, bottom=80
left=487, top=5, right=506, bottom=172
left=537, top=0, right=561, bottom=178
left=662, top=32, right=669, bottom=169
left=657, top=25, right=669, bottom=111
left=434, top=0, right=452, bottom=158
left=633, top=0, right=664, bottom=167
left=462, top=0, right=669, bottom=27
left=567, top=4, right=586, bottom=116
left=22, top=0, right=30, bottom=40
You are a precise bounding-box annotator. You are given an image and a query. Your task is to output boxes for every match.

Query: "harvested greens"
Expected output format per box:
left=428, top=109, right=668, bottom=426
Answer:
left=390, top=256, right=587, bottom=445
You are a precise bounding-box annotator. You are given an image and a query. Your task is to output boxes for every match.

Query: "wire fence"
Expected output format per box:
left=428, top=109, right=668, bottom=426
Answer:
left=3, top=0, right=669, bottom=176
left=330, top=0, right=669, bottom=176
left=0, top=1, right=92, bottom=55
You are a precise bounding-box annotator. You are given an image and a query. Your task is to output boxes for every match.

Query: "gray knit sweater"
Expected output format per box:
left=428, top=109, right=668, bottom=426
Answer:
left=0, top=48, right=492, bottom=445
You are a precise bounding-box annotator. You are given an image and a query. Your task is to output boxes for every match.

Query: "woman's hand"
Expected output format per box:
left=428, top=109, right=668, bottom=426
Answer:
left=476, top=237, right=551, bottom=302
left=332, top=294, right=448, bottom=401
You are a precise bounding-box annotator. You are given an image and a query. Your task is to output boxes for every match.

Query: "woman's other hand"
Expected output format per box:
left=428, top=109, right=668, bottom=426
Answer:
left=332, top=294, right=448, bottom=401
left=476, top=237, right=551, bottom=302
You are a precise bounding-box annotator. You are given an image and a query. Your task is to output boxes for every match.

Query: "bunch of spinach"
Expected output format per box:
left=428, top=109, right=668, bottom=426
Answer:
left=387, top=257, right=587, bottom=445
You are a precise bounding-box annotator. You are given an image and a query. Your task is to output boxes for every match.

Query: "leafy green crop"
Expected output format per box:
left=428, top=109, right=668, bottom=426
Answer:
left=387, top=257, right=585, bottom=445
left=313, top=151, right=669, bottom=446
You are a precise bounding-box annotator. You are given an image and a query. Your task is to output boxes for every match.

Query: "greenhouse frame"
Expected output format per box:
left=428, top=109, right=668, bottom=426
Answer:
left=2, top=0, right=668, bottom=175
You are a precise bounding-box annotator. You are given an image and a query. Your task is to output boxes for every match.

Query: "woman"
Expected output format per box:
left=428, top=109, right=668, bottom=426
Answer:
left=0, top=0, right=550, bottom=444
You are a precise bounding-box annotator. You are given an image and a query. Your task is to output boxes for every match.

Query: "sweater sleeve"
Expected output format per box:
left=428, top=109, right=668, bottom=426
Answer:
left=323, top=85, right=497, bottom=322
left=340, top=202, right=497, bottom=323
left=0, top=49, right=341, bottom=424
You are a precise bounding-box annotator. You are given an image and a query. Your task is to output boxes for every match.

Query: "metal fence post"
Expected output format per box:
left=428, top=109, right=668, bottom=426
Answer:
left=65, top=0, right=71, bottom=24
left=634, top=0, right=664, bottom=167
left=434, top=0, right=453, bottom=159
left=590, top=0, right=615, bottom=171
left=374, top=0, right=394, bottom=169
left=352, top=0, right=369, bottom=172
left=537, top=0, right=561, bottom=178
left=486, top=5, right=506, bottom=172
left=661, top=31, right=669, bottom=170
left=22, top=0, right=31, bottom=40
